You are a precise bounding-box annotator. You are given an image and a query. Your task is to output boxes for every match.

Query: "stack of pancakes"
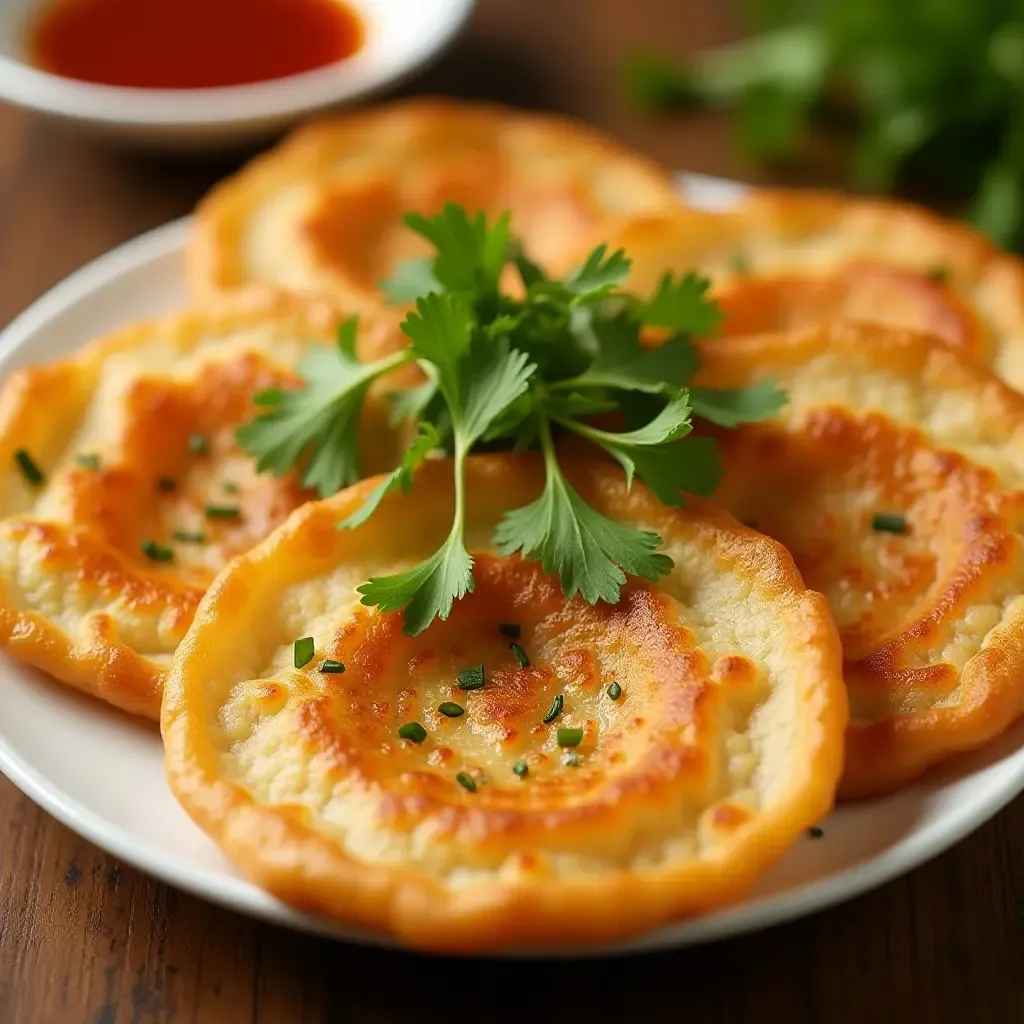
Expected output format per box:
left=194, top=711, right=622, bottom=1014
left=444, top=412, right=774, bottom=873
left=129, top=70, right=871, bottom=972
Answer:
left=3, top=98, right=1023, bottom=951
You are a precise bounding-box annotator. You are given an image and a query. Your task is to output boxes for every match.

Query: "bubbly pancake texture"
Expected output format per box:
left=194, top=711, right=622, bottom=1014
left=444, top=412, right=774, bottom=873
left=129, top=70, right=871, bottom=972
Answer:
left=0, top=292, right=405, bottom=719
left=162, top=455, right=845, bottom=951
left=188, top=97, right=680, bottom=312
left=586, top=190, right=1024, bottom=391
left=692, top=321, right=1024, bottom=797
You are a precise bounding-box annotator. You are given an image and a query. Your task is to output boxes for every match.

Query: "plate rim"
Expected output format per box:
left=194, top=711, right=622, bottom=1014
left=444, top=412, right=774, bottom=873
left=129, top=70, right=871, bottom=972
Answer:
left=1, top=191, right=1023, bottom=957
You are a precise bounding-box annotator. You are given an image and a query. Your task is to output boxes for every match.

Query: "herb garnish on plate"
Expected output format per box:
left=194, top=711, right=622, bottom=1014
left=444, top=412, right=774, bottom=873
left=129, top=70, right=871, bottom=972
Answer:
left=237, top=204, right=785, bottom=635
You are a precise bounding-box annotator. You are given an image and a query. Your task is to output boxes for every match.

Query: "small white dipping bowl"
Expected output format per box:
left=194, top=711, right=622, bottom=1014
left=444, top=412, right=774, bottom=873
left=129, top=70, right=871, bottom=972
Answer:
left=0, top=0, right=475, bottom=149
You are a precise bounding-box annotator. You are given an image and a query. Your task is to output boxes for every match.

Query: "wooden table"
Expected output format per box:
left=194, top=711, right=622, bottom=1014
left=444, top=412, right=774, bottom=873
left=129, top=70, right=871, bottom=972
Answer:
left=1, top=2, right=1023, bottom=1020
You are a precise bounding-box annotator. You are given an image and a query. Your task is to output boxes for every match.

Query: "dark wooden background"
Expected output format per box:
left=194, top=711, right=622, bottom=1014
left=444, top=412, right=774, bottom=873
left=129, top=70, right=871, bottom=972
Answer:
left=1, top=2, right=1023, bottom=1021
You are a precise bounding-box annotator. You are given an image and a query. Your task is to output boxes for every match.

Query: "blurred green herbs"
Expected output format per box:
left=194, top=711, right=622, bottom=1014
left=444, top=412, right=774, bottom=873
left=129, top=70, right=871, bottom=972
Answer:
left=624, top=1, right=1024, bottom=247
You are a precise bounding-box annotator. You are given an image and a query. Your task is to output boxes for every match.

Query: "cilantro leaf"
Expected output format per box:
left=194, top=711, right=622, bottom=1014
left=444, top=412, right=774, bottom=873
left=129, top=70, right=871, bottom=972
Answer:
left=461, top=347, right=536, bottom=442
left=556, top=315, right=700, bottom=393
left=400, top=293, right=473, bottom=408
left=552, top=393, right=721, bottom=505
left=564, top=243, right=633, bottom=301
left=241, top=206, right=783, bottom=635
left=386, top=377, right=439, bottom=428
left=690, top=382, right=787, bottom=426
left=235, top=318, right=412, bottom=498
left=404, top=204, right=511, bottom=295
left=494, top=440, right=674, bottom=604
left=355, top=295, right=536, bottom=633
left=338, top=423, right=442, bottom=530
left=379, top=258, right=440, bottom=305
left=358, top=531, right=475, bottom=637
left=639, top=271, right=724, bottom=336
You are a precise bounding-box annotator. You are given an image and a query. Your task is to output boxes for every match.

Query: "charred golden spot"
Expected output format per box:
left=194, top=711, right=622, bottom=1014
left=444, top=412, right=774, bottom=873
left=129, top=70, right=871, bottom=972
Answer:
left=472, top=666, right=553, bottom=726
left=712, top=655, right=758, bottom=690
left=509, top=850, right=543, bottom=873
left=711, top=803, right=751, bottom=830
left=268, top=550, right=739, bottom=837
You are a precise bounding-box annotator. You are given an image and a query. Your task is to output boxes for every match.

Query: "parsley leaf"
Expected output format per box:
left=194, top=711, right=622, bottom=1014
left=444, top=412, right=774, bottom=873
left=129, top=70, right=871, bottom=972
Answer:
left=401, top=293, right=473, bottom=407
left=552, top=394, right=721, bottom=505
left=555, top=315, right=700, bottom=393
left=690, top=382, right=788, bottom=427
left=338, top=422, right=442, bottom=530
left=564, top=244, right=633, bottom=301
left=404, top=204, right=511, bottom=296
left=236, top=318, right=413, bottom=497
left=495, top=419, right=674, bottom=603
left=358, top=532, right=475, bottom=637
left=240, top=207, right=786, bottom=634
left=379, top=257, right=440, bottom=305
left=356, top=314, right=536, bottom=634
left=625, top=14, right=1024, bottom=248
left=639, top=272, right=724, bottom=336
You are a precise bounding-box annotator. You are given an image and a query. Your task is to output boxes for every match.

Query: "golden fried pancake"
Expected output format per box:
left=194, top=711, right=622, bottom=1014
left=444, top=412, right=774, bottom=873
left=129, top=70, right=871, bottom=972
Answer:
left=586, top=191, right=1024, bottom=390
left=0, top=292, right=405, bottom=719
left=691, top=321, right=1024, bottom=797
left=188, top=97, right=680, bottom=311
left=162, top=455, right=845, bottom=951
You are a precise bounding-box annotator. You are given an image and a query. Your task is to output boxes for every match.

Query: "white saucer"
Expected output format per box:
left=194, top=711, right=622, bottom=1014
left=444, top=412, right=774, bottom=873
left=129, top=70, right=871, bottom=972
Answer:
left=1, top=176, right=1023, bottom=956
left=0, top=0, right=475, bottom=148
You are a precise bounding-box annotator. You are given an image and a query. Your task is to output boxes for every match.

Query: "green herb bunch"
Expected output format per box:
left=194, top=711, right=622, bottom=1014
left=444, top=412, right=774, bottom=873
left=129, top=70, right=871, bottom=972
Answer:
left=237, top=204, right=784, bottom=635
left=625, top=0, right=1024, bottom=247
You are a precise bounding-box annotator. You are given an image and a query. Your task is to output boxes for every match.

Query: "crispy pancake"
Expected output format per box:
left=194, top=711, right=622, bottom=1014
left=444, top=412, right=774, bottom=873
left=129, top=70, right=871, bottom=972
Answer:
left=0, top=292, right=407, bottom=719
left=162, top=455, right=845, bottom=951
left=690, top=321, right=1024, bottom=797
left=584, top=190, right=1024, bottom=390
left=188, top=97, right=680, bottom=312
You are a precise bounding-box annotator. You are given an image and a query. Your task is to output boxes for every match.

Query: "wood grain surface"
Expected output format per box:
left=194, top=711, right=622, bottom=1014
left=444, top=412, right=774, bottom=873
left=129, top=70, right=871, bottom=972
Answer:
left=1, top=2, right=1023, bottom=1021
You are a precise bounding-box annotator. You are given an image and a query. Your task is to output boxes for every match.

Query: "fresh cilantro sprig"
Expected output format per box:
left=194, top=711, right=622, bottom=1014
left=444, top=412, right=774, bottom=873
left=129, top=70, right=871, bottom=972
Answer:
left=236, top=317, right=415, bottom=497
left=237, top=204, right=785, bottom=635
left=624, top=5, right=1024, bottom=248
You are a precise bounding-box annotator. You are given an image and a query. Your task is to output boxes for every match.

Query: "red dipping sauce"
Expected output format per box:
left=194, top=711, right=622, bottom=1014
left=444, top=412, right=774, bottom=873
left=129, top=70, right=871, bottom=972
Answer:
left=29, top=0, right=363, bottom=90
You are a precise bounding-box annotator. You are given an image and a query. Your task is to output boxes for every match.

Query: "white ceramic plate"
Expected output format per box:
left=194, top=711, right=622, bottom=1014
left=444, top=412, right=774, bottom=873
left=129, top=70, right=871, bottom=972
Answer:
left=2, top=175, right=1024, bottom=957
left=0, top=0, right=474, bottom=149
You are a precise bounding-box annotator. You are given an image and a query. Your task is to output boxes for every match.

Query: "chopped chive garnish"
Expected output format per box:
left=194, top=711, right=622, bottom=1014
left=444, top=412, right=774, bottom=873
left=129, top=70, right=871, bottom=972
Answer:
left=293, top=636, right=315, bottom=669
left=319, top=659, right=346, bottom=674
left=730, top=252, right=751, bottom=275
left=188, top=433, right=209, bottom=455
left=438, top=701, right=465, bottom=718
left=557, top=727, right=584, bottom=747
left=222, top=481, right=240, bottom=494
left=510, top=642, right=530, bottom=668
left=512, top=761, right=529, bottom=778
left=14, top=449, right=44, bottom=486
left=398, top=721, right=427, bottom=743
left=157, top=476, right=176, bottom=492
left=205, top=505, right=241, bottom=519
left=871, top=512, right=907, bottom=534
left=607, top=682, right=622, bottom=700
left=927, top=264, right=948, bottom=283
left=564, top=752, right=581, bottom=767
left=140, top=539, right=173, bottom=562
left=808, top=825, right=825, bottom=839
left=455, top=771, right=477, bottom=792
left=543, top=694, right=564, bottom=723
left=457, top=664, right=485, bottom=690
left=75, top=453, right=101, bottom=471
left=172, top=530, right=206, bottom=544
left=499, top=622, right=522, bottom=639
